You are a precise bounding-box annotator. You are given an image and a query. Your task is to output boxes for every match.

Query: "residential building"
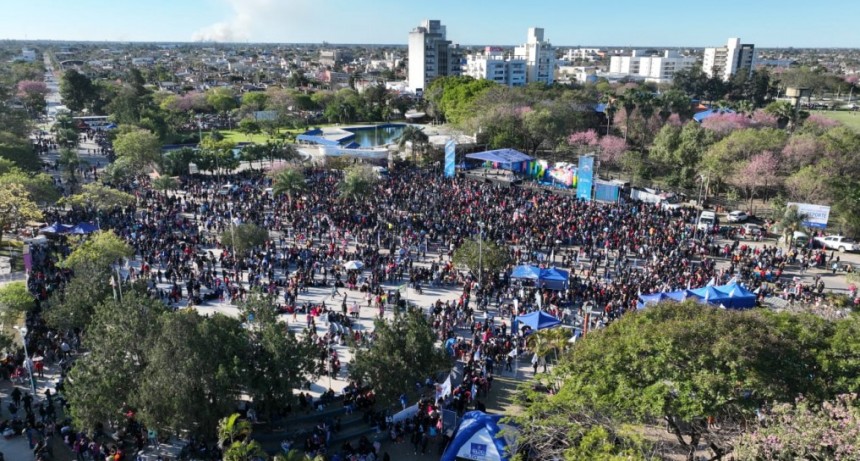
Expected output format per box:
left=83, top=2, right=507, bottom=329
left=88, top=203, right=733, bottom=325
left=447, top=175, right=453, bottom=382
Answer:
left=408, top=19, right=461, bottom=93
left=319, top=49, right=352, bottom=67
left=557, top=66, right=598, bottom=84
left=608, top=49, right=695, bottom=83
left=514, top=28, right=555, bottom=84
left=562, top=48, right=603, bottom=63
left=703, top=37, right=756, bottom=81
left=463, top=47, right=527, bottom=87
left=20, top=48, right=36, bottom=62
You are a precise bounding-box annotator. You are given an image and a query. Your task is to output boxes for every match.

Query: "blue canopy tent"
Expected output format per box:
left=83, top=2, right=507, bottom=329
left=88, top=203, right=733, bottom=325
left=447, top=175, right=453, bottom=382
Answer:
left=636, top=292, right=675, bottom=309
left=465, top=149, right=534, bottom=172
left=510, top=265, right=541, bottom=281
left=691, top=285, right=731, bottom=305
left=39, top=222, right=73, bottom=234
left=538, top=267, right=569, bottom=290
left=69, top=222, right=99, bottom=235
left=515, top=311, right=561, bottom=334
left=441, top=411, right=517, bottom=461
left=664, top=290, right=703, bottom=303
left=693, top=108, right=736, bottom=123
left=715, top=282, right=757, bottom=309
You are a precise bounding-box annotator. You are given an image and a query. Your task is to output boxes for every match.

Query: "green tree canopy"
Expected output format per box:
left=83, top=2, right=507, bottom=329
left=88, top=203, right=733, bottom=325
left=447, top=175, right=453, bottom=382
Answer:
left=0, top=182, right=43, bottom=246
left=60, top=69, right=96, bottom=112
left=0, top=281, right=35, bottom=326
left=269, top=165, right=306, bottom=206
left=61, top=182, right=136, bottom=211
left=112, top=127, right=163, bottom=174
left=62, top=230, right=134, bottom=273
left=339, top=164, right=378, bottom=201
left=349, top=309, right=450, bottom=406
left=0, top=130, right=39, bottom=171
left=0, top=168, right=58, bottom=204
left=452, top=236, right=512, bottom=282
left=220, top=222, right=269, bottom=255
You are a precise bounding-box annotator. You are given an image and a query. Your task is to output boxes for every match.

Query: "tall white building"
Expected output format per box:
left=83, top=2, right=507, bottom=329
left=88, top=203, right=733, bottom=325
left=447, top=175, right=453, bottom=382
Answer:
left=408, top=20, right=461, bottom=93
left=703, top=37, right=756, bottom=81
left=463, top=47, right=527, bottom=87
left=608, top=50, right=695, bottom=83
left=514, top=28, right=555, bottom=85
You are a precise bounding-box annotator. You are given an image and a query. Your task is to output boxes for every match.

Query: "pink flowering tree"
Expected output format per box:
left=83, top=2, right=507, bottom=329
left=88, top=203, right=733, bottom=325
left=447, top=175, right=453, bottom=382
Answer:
left=701, top=112, right=752, bottom=136
left=567, top=129, right=599, bottom=148
left=16, top=80, right=49, bottom=114
left=597, top=135, right=627, bottom=167
left=750, top=110, right=779, bottom=128
left=730, top=151, right=779, bottom=211
left=804, top=113, right=841, bottom=131
left=735, top=394, right=860, bottom=460
left=781, top=135, right=822, bottom=169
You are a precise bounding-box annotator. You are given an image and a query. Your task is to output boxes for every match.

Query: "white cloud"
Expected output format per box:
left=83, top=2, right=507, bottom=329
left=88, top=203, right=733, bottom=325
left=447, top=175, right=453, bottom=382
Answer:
left=192, top=0, right=316, bottom=42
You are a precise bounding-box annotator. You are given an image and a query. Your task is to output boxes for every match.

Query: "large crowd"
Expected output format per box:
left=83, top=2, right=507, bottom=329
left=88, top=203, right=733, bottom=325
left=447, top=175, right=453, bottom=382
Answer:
left=14, top=159, right=841, bottom=460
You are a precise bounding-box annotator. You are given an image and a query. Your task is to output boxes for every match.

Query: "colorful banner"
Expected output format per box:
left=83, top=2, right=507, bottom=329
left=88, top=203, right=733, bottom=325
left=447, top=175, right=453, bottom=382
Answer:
left=444, top=139, right=456, bottom=178
left=576, top=156, right=594, bottom=201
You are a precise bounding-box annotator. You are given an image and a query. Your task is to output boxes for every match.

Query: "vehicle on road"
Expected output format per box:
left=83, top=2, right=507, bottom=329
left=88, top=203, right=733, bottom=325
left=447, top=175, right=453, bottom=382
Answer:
left=741, top=223, right=763, bottom=238
left=814, top=235, right=860, bottom=253
left=697, top=211, right=717, bottom=231
left=727, top=210, right=748, bottom=222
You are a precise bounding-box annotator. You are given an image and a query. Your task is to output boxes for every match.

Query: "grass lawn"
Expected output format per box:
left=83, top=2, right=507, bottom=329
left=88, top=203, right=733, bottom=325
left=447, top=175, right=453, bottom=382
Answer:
left=811, top=110, right=860, bottom=132
left=218, top=129, right=293, bottom=144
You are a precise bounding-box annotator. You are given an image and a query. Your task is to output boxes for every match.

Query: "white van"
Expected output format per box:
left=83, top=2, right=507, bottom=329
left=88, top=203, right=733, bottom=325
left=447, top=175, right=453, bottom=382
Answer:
left=697, top=211, right=716, bottom=231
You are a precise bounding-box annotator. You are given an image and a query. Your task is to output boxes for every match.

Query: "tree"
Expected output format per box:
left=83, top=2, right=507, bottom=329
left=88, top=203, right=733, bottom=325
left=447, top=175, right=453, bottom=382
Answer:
left=452, top=237, right=511, bottom=281
left=61, top=230, right=134, bottom=274
left=162, top=147, right=197, bottom=176
left=151, top=176, right=179, bottom=193
left=113, top=128, right=163, bottom=174
left=241, top=92, right=268, bottom=113
left=778, top=204, right=809, bottom=247
left=269, top=165, right=305, bottom=208
left=0, top=182, right=42, bottom=247
left=137, top=311, right=245, bottom=435
left=61, top=182, right=136, bottom=211
left=60, top=69, right=95, bottom=112
left=218, top=413, right=252, bottom=449
left=16, top=80, right=49, bottom=115
left=349, top=309, right=451, bottom=406
left=339, top=164, right=378, bottom=201
left=735, top=394, right=860, bottom=460
left=237, top=118, right=262, bottom=141
left=729, top=151, right=779, bottom=212
left=397, top=125, right=429, bottom=158
left=207, top=87, right=238, bottom=116
left=830, top=179, right=860, bottom=237
left=240, top=293, right=317, bottom=420
left=65, top=291, right=167, bottom=432
left=513, top=302, right=831, bottom=461
left=0, top=131, right=40, bottom=171
left=44, top=260, right=113, bottom=332
left=0, top=169, right=58, bottom=204
left=0, top=281, right=35, bottom=326
left=58, top=147, right=82, bottom=193
left=220, top=223, right=269, bottom=255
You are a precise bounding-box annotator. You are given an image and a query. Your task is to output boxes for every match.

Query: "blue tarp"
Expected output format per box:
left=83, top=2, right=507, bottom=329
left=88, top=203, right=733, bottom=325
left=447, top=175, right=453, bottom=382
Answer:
left=511, top=265, right=541, bottom=280
left=693, top=108, right=736, bottom=123
left=296, top=134, right=341, bottom=146
left=441, top=411, right=515, bottom=461
left=516, top=311, right=561, bottom=332
left=691, top=285, right=729, bottom=303
left=466, top=149, right=534, bottom=166
left=39, top=222, right=73, bottom=234
left=69, top=222, right=99, bottom=234
left=637, top=282, right=757, bottom=310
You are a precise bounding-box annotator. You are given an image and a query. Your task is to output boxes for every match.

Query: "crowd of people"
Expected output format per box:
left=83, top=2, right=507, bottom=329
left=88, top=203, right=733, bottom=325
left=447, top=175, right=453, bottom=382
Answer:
left=17, top=155, right=844, bottom=459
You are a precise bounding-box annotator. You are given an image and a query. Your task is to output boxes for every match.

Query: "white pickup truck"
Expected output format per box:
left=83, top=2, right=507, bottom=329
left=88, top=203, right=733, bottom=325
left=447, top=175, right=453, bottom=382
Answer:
left=814, top=235, right=860, bottom=253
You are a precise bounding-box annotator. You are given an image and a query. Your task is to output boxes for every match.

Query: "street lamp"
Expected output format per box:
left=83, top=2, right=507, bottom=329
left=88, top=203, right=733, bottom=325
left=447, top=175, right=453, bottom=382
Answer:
left=477, top=222, right=485, bottom=292
left=14, top=326, right=37, bottom=399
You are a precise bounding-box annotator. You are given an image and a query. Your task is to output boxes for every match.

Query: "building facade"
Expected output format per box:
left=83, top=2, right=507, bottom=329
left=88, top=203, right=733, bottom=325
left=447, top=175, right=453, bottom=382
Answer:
left=703, top=37, right=756, bottom=81
left=608, top=49, right=695, bottom=83
left=513, top=28, right=555, bottom=85
left=463, top=47, right=527, bottom=86
left=408, top=19, right=461, bottom=93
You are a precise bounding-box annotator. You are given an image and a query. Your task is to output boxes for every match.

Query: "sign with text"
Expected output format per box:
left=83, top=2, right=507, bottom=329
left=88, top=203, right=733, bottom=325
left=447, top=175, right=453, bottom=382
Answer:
left=576, top=155, right=594, bottom=201
left=787, top=202, right=830, bottom=229
left=444, top=139, right=456, bottom=178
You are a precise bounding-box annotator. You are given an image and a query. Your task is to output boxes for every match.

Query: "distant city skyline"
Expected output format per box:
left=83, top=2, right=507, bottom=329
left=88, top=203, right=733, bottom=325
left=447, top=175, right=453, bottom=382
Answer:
left=3, top=0, right=859, bottom=48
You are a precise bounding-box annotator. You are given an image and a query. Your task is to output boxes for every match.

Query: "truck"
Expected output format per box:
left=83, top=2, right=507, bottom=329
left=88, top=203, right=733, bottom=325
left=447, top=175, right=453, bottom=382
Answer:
left=629, top=188, right=683, bottom=210
left=814, top=235, right=860, bottom=253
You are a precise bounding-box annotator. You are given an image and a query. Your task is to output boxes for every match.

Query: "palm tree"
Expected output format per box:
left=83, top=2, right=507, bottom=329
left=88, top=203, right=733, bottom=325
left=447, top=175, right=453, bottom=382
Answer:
left=339, top=164, right=378, bottom=201
left=397, top=125, right=429, bottom=159
left=218, top=413, right=252, bottom=449
left=151, top=176, right=179, bottom=194
left=526, top=328, right=570, bottom=369
left=617, top=88, right=638, bottom=141
left=223, top=440, right=267, bottom=461
left=270, top=166, right=306, bottom=208
left=58, top=147, right=82, bottom=192
left=778, top=205, right=808, bottom=248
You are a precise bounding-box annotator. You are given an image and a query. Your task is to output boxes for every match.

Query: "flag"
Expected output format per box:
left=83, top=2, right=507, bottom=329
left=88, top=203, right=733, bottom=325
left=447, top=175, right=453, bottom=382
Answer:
left=436, top=374, right=452, bottom=402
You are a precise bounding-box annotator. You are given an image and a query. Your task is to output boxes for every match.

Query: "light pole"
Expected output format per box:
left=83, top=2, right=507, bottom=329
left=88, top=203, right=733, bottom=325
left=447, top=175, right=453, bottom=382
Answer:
left=477, top=222, right=485, bottom=291
left=14, top=326, right=37, bottom=399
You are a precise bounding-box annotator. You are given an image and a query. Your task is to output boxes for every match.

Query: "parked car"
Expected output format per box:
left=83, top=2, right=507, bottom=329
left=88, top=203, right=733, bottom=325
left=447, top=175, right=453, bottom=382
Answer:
left=741, top=223, right=763, bottom=238
left=727, top=210, right=748, bottom=222
left=814, top=235, right=860, bottom=253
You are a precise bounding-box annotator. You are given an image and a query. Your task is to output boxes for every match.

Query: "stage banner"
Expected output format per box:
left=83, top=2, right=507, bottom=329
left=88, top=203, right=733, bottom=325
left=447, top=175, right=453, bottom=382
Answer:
left=576, top=155, right=594, bottom=201
left=444, top=140, right=456, bottom=178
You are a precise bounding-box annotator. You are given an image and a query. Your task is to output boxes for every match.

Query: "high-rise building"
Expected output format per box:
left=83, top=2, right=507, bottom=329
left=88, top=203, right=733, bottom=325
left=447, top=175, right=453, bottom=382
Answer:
left=703, top=38, right=756, bottom=81
left=514, top=28, right=555, bottom=85
left=608, top=49, right=696, bottom=83
left=463, top=47, right=527, bottom=87
left=408, top=20, right=461, bottom=93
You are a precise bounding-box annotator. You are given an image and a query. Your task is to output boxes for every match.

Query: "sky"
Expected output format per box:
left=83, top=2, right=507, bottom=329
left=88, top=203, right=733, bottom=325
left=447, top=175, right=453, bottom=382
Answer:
left=1, top=0, right=858, bottom=48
